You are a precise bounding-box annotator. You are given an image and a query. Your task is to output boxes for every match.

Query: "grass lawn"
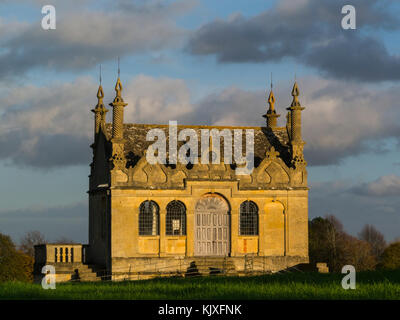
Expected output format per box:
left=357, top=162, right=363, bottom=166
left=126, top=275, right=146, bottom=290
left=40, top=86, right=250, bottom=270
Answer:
left=1, top=270, right=399, bottom=300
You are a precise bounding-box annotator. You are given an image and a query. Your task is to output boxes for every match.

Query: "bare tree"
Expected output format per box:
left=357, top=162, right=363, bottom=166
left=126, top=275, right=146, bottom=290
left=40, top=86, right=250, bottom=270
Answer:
left=326, top=214, right=343, bottom=232
left=358, top=224, right=386, bottom=258
left=325, top=214, right=343, bottom=270
left=339, top=233, right=377, bottom=271
left=309, top=216, right=378, bottom=272
left=19, top=231, right=46, bottom=257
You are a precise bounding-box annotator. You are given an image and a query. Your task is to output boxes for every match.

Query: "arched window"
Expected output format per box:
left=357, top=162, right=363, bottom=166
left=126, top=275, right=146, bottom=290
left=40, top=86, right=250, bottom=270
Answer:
left=139, top=200, right=159, bottom=236
left=166, top=201, right=186, bottom=236
left=240, top=201, right=258, bottom=235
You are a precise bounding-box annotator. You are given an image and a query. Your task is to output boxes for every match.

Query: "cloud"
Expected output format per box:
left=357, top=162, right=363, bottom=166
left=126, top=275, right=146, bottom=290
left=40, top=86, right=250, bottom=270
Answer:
left=188, top=77, right=400, bottom=166
left=0, top=0, right=91, bottom=5
left=0, top=0, right=195, bottom=79
left=0, top=75, right=197, bottom=168
left=1, top=74, right=399, bottom=168
left=310, top=179, right=400, bottom=241
left=0, top=202, right=88, bottom=243
left=123, top=75, right=194, bottom=124
left=183, top=86, right=266, bottom=127
left=0, top=77, right=96, bottom=168
left=115, top=0, right=197, bottom=16
left=351, top=175, right=400, bottom=197
left=299, top=78, right=400, bottom=165
left=187, top=0, right=400, bottom=82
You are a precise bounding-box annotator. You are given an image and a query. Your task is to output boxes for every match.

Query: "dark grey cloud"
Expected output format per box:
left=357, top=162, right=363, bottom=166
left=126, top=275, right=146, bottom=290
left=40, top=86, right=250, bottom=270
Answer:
left=310, top=179, right=400, bottom=242
left=0, top=75, right=195, bottom=168
left=0, top=77, right=95, bottom=169
left=304, top=34, right=400, bottom=82
left=0, top=0, right=194, bottom=79
left=187, top=0, right=400, bottom=82
left=0, top=132, right=91, bottom=168
left=116, top=0, right=197, bottom=15
left=350, top=175, right=400, bottom=197
left=0, top=202, right=88, bottom=243
left=0, top=0, right=91, bottom=5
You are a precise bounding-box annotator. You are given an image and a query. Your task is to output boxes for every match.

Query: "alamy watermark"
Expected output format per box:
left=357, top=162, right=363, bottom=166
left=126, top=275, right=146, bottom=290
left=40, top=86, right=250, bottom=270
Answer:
left=145, top=121, right=255, bottom=175
left=40, top=5, right=356, bottom=31
left=41, top=5, right=56, bottom=30
left=41, top=265, right=56, bottom=289
left=341, top=265, right=356, bottom=289
left=341, top=5, right=356, bottom=30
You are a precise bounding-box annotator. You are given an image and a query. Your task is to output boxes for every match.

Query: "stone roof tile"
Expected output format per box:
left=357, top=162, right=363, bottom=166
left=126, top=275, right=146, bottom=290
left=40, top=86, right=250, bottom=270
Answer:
left=105, top=123, right=292, bottom=166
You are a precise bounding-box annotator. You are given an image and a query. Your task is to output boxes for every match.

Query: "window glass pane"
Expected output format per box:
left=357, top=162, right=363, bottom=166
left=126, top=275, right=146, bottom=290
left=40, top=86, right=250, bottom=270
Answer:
left=139, top=200, right=159, bottom=235
left=239, top=201, right=258, bottom=235
left=166, top=201, right=186, bottom=235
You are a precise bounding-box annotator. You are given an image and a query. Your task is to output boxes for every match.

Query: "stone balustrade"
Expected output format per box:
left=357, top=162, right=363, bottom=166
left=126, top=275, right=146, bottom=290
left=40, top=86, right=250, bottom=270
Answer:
left=34, top=244, right=83, bottom=264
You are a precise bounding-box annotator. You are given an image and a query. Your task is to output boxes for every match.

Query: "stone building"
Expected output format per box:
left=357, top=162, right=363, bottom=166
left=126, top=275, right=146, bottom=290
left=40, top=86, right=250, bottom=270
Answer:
left=35, top=77, right=309, bottom=281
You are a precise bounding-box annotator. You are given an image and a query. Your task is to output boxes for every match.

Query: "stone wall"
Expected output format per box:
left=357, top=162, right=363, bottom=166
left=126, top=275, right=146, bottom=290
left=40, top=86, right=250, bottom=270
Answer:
left=110, top=256, right=309, bottom=281
left=100, top=180, right=308, bottom=275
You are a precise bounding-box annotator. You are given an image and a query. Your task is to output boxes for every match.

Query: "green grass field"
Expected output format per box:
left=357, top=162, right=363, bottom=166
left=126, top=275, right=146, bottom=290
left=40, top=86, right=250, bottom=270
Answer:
left=1, top=270, right=399, bottom=300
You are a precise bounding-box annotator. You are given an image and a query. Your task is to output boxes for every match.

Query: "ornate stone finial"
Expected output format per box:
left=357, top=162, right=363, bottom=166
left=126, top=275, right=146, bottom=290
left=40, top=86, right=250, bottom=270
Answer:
left=92, top=83, right=108, bottom=135
left=263, top=86, right=280, bottom=128
left=268, top=90, right=275, bottom=111
left=114, top=77, right=124, bottom=102
left=290, top=82, right=301, bottom=108
left=109, top=75, right=127, bottom=140
left=97, top=84, right=104, bottom=102
left=266, top=146, right=280, bottom=160
left=97, top=85, right=108, bottom=119
left=112, top=57, right=124, bottom=103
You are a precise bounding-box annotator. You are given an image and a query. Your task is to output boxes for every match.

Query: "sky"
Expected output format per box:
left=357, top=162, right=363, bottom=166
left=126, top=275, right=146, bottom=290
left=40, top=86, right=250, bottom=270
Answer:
left=0, top=0, right=399, bottom=244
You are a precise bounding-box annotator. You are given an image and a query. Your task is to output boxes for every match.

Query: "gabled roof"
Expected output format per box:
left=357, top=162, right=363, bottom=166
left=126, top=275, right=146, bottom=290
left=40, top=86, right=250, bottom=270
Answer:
left=104, top=123, right=292, bottom=167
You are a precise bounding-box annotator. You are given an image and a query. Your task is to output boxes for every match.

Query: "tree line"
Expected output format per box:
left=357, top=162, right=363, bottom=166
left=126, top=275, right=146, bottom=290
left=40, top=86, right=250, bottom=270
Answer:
left=0, top=231, right=75, bottom=282
left=0, top=220, right=400, bottom=282
left=309, top=215, right=400, bottom=272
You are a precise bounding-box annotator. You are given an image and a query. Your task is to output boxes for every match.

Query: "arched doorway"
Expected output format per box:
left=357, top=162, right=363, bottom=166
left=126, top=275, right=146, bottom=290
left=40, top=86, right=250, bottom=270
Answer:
left=195, top=194, right=230, bottom=256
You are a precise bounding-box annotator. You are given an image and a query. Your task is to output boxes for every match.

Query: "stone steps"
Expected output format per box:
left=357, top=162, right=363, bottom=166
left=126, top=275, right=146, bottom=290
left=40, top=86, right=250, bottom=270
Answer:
left=51, top=263, right=103, bottom=282
left=186, top=258, right=236, bottom=276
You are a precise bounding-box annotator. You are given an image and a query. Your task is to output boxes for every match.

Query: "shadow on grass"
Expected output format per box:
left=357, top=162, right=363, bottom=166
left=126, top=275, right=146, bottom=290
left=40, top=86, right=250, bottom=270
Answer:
left=1, top=269, right=399, bottom=300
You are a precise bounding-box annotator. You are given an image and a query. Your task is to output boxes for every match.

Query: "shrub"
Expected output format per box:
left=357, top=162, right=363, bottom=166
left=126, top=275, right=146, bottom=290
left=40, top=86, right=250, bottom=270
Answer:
left=0, top=233, right=33, bottom=282
left=379, top=242, right=400, bottom=270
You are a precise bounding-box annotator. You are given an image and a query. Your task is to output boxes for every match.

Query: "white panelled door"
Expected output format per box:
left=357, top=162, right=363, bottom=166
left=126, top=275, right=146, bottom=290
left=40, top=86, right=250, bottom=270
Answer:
left=194, top=194, right=230, bottom=256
